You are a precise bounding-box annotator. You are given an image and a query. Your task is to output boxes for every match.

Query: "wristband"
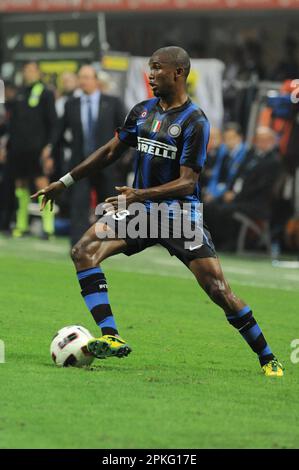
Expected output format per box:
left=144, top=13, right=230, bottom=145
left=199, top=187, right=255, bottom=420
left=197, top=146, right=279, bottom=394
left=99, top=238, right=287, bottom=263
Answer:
left=59, top=173, right=75, bottom=188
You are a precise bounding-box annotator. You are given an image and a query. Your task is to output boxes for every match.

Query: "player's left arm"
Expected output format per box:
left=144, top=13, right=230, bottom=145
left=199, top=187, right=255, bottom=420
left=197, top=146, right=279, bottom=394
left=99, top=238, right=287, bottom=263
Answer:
left=107, top=166, right=199, bottom=206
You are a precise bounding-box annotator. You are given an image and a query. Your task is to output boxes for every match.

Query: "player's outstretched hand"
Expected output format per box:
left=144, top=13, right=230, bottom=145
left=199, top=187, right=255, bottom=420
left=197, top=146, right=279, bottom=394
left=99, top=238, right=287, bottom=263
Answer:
left=31, top=181, right=65, bottom=211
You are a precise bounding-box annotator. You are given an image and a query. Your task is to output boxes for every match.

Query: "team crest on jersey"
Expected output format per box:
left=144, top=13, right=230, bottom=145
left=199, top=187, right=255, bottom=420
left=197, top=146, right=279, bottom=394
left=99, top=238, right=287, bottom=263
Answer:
left=168, top=124, right=181, bottom=138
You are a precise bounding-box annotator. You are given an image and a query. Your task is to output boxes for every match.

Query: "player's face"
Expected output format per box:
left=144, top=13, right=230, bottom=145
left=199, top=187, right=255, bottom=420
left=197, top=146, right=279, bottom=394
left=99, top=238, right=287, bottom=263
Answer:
left=148, top=55, right=177, bottom=97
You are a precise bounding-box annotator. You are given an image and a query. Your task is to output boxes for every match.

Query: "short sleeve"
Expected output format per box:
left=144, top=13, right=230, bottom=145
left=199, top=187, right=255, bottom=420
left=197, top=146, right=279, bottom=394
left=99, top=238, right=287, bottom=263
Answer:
left=179, top=119, right=210, bottom=172
left=116, top=104, right=141, bottom=148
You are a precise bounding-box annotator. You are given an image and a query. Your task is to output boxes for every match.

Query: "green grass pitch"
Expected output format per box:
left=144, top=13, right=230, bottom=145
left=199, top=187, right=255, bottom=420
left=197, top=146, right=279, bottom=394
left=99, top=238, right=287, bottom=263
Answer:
left=0, top=236, right=298, bottom=449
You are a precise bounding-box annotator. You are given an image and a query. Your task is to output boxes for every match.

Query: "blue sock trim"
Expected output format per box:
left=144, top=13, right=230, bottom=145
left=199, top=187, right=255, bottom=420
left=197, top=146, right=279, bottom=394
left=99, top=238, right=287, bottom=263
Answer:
left=226, top=306, right=251, bottom=320
left=77, top=267, right=102, bottom=280
left=98, top=315, right=117, bottom=330
left=237, top=305, right=251, bottom=317
left=84, top=292, right=109, bottom=310
left=260, top=345, right=272, bottom=357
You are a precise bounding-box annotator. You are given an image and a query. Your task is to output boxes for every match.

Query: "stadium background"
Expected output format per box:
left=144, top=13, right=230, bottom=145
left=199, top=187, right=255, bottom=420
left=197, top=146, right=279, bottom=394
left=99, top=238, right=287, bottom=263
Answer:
left=0, top=0, right=299, bottom=450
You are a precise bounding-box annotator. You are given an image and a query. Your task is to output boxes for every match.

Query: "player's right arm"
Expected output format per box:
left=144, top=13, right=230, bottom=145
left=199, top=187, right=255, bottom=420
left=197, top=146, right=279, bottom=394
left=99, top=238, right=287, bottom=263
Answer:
left=32, top=101, right=141, bottom=210
left=31, top=136, right=129, bottom=210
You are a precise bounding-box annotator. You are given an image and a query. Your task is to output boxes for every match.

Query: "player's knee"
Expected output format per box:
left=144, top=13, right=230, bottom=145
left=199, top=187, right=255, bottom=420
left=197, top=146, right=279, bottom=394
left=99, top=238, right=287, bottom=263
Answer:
left=71, top=241, right=88, bottom=265
left=70, top=243, right=81, bottom=264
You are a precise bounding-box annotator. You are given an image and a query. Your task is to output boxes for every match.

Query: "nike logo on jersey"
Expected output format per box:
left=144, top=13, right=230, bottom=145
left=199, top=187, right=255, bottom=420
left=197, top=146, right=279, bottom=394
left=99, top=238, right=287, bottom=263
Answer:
left=137, top=137, right=177, bottom=160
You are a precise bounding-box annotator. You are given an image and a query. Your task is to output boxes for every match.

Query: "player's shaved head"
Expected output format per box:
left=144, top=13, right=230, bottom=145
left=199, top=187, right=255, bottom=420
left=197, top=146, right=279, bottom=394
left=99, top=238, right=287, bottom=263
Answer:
left=151, top=46, right=191, bottom=79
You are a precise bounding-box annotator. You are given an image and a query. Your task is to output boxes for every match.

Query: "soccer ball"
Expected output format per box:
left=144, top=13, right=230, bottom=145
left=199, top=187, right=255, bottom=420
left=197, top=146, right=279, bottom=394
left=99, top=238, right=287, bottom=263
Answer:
left=50, top=325, right=95, bottom=367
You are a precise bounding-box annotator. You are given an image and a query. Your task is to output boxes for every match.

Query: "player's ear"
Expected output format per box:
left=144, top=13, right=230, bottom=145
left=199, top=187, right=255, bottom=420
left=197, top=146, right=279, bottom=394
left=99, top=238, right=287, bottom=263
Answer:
left=175, top=67, right=185, bottom=79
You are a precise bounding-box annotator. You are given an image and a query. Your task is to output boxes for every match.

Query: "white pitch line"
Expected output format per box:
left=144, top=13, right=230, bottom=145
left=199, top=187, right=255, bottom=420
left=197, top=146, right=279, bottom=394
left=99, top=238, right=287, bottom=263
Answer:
left=228, top=279, right=297, bottom=292
left=138, top=251, right=298, bottom=283
left=283, top=274, right=299, bottom=281
left=105, top=263, right=298, bottom=292
left=154, top=258, right=254, bottom=275
left=0, top=239, right=68, bottom=255
left=0, top=239, right=297, bottom=292
left=31, top=242, right=68, bottom=254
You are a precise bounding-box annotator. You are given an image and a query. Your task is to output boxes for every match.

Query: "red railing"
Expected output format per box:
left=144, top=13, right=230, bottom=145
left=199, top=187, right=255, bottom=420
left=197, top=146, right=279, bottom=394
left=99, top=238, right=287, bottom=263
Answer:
left=1, top=0, right=299, bottom=13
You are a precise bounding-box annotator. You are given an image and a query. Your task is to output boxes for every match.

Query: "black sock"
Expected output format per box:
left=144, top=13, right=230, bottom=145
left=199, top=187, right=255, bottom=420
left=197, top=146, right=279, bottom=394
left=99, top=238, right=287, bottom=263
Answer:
left=77, top=267, right=118, bottom=336
left=225, top=305, right=274, bottom=366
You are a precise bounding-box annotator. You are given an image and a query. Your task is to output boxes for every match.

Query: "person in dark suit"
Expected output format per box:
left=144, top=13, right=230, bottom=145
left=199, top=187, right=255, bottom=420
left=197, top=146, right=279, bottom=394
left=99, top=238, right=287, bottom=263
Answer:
left=52, top=65, right=126, bottom=245
left=204, top=122, right=248, bottom=202
left=204, top=126, right=283, bottom=249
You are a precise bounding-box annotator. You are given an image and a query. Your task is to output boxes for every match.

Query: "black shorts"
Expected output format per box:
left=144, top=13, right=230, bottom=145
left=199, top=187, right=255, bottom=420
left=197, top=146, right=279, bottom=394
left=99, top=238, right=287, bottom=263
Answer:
left=10, top=151, right=44, bottom=179
left=103, top=208, right=217, bottom=265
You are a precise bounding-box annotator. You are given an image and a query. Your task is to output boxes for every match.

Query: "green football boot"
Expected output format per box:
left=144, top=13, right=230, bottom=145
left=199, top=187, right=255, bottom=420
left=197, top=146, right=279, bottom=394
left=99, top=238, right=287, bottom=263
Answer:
left=87, top=335, right=132, bottom=359
left=262, top=358, right=284, bottom=377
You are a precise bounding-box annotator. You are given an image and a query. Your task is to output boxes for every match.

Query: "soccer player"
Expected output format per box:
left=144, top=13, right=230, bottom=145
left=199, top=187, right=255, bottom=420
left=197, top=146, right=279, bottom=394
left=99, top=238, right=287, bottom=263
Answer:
left=32, top=47, right=283, bottom=377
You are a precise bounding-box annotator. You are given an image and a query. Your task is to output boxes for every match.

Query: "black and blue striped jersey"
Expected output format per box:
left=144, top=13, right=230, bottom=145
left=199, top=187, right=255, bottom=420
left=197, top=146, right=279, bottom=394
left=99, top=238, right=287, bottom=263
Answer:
left=117, top=97, right=210, bottom=216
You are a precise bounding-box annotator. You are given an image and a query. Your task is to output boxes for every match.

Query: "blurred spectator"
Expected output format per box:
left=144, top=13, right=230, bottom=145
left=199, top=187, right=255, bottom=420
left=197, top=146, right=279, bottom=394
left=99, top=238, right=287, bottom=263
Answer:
left=240, top=40, right=266, bottom=81
left=1, top=65, right=57, bottom=238
left=0, top=135, right=13, bottom=235
left=97, top=70, right=118, bottom=95
left=272, top=36, right=299, bottom=81
left=204, top=127, right=282, bottom=250
left=204, top=123, right=248, bottom=202
left=285, top=217, right=299, bottom=252
left=223, top=40, right=265, bottom=129
left=0, top=130, right=10, bottom=233
left=202, top=127, right=226, bottom=194
left=0, top=82, right=18, bottom=234
left=55, top=72, right=79, bottom=118
left=259, top=80, right=299, bottom=173
left=97, top=70, right=134, bottom=187
left=52, top=64, right=126, bottom=245
left=54, top=72, right=80, bottom=181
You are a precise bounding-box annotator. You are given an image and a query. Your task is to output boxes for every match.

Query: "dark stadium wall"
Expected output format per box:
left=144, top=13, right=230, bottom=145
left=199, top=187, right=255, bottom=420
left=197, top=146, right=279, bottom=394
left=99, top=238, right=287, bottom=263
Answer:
left=104, top=11, right=299, bottom=72
left=0, top=9, right=299, bottom=77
